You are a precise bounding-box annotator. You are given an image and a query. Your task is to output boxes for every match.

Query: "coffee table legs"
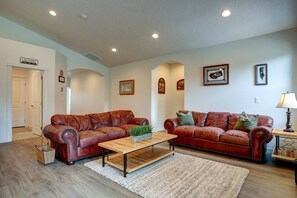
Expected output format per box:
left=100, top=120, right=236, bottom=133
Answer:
left=123, top=154, right=127, bottom=177
left=102, top=148, right=105, bottom=167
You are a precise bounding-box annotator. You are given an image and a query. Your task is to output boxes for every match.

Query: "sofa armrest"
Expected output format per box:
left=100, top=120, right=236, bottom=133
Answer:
left=164, top=118, right=179, bottom=134
left=43, top=125, right=80, bottom=146
left=249, top=125, right=273, bottom=161
left=130, top=118, right=149, bottom=125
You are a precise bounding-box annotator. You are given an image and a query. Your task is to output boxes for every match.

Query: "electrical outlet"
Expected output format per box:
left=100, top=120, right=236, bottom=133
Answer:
left=254, top=98, right=260, bottom=103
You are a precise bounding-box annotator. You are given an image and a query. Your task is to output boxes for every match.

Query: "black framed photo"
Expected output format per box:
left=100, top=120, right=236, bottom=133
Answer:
left=203, top=64, right=229, bottom=86
left=255, top=64, right=267, bottom=85
left=58, top=75, right=65, bottom=83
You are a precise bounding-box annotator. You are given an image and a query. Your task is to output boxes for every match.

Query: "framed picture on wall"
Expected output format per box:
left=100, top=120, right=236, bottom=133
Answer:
left=158, top=78, right=165, bottom=94
left=255, top=64, right=268, bottom=85
left=119, top=80, right=135, bottom=95
left=203, top=64, right=229, bottom=86
left=177, top=79, right=184, bottom=90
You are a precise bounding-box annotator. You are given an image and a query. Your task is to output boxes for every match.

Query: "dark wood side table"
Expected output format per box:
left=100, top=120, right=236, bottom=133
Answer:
left=272, top=129, right=297, bottom=184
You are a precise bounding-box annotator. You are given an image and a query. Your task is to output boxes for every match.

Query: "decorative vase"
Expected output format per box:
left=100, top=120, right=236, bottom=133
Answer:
left=130, top=133, right=152, bottom=143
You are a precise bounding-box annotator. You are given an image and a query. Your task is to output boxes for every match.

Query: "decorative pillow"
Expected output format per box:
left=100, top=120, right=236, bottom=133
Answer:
left=176, top=111, right=195, bottom=126
left=234, top=111, right=258, bottom=132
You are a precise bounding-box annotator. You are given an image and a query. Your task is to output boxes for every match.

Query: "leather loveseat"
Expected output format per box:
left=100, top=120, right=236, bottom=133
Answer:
left=164, top=111, right=273, bottom=162
left=43, top=110, right=149, bottom=164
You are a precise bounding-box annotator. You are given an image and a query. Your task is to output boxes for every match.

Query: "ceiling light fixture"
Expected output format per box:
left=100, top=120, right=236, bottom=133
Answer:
left=49, top=10, right=57, bottom=16
left=222, top=10, right=231, bottom=17
left=112, top=48, right=117, bottom=52
left=80, top=14, right=88, bottom=20
left=152, top=33, right=159, bottom=39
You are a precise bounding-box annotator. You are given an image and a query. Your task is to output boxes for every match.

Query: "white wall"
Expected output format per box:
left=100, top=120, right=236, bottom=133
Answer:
left=110, top=28, right=297, bottom=149
left=0, top=37, right=56, bottom=143
left=151, top=64, right=171, bottom=131
left=167, top=63, right=184, bottom=118
left=151, top=63, right=184, bottom=131
left=0, top=16, right=110, bottom=112
left=70, top=70, right=105, bottom=114
left=55, top=52, right=67, bottom=114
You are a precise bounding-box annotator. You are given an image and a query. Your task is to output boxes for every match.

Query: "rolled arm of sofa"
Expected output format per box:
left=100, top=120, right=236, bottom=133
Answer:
left=249, top=125, right=273, bottom=161
left=130, top=118, right=149, bottom=125
left=43, top=125, right=80, bottom=146
left=164, top=118, right=179, bottom=134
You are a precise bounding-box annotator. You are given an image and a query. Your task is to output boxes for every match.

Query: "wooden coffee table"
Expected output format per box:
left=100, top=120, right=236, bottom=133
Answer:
left=98, top=132, right=177, bottom=177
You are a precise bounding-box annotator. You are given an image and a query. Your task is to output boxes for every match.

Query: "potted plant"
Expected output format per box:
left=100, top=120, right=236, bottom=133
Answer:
left=130, top=125, right=153, bottom=143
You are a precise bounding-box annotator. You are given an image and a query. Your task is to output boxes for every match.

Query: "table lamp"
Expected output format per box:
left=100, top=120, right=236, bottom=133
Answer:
left=276, top=92, right=297, bottom=132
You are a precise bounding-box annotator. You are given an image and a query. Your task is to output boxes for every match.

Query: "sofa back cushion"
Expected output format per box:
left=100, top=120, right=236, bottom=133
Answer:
left=228, top=113, right=273, bottom=130
left=51, top=114, right=79, bottom=131
left=88, top=112, right=112, bottom=130
left=179, top=110, right=207, bottom=127
left=110, top=110, right=135, bottom=126
left=72, top=115, right=93, bottom=131
left=205, top=112, right=229, bottom=130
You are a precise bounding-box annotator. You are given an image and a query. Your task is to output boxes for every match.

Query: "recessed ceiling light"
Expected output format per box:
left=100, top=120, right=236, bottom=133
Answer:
left=111, top=48, right=117, bottom=52
left=152, top=33, right=159, bottom=39
left=80, top=14, right=88, bottom=19
left=222, top=10, right=231, bottom=17
left=49, top=10, right=57, bottom=16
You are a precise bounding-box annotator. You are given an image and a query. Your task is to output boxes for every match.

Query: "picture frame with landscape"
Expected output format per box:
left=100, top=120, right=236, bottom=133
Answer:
left=119, top=80, right=135, bottom=95
left=203, top=64, right=229, bottom=86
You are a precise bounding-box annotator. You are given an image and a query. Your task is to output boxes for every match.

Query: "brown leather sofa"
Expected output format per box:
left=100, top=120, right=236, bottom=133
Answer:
left=164, top=111, right=273, bottom=162
left=43, top=110, right=149, bottom=164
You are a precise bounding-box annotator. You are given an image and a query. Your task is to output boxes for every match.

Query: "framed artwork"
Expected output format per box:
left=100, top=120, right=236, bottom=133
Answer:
left=58, top=76, right=65, bottom=83
left=158, top=78, right=165, bottom=94
left=177, top=79, right=184, bottom=90
left=119, top=80, right=135, bottom=95
left=203, top=64, right=229, bottom=86
left=255, top=64, right=267, bottom=85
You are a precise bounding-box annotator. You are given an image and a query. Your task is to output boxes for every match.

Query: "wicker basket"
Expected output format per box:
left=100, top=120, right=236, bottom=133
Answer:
left=35, top=137, right=55, bottom=165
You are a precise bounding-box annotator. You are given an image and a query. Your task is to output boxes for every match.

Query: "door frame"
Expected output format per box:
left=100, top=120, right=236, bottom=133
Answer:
left=6, top=64, right=48, bottom=141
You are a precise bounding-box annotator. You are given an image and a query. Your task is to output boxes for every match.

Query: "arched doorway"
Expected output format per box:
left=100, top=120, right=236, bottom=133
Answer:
left=68, top=69, right=105, bottom=114
left=151, top=61, right=185, bottom=131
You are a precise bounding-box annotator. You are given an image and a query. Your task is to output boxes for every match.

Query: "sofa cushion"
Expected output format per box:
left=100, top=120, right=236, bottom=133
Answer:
left=79, top=130, right=108, bottom=148
left=110, top=110, right=135, bottom=126
left=220, top=130, right=249, bottom=146
left=176, top=112, right=195, bottom=125
left=51, top=114, right=69, bottom=125
left=88, top=112, right=112, bottom=130
left=194, top=127, right=225, bottom=142
left=258, top=115, right=273, bottom=127
left=96, top=127, right=126, bottom=140
left=179, top=110, right=207, bottom=127
left=205, top=112, right=229, bottom=130
left=72, top=115, right=93, bottom=131
left=174, top=126, right=198, bottom=137
left=119, top=124, right=140, bottom=135
left=234, top=112, right=258, bottom=132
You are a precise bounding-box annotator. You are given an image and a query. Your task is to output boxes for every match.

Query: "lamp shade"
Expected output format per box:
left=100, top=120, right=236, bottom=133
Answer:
left=276, top=92, right=297, bottom=108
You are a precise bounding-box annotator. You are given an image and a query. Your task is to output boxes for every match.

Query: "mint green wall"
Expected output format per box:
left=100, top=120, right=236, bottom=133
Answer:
left=0, top=16, right=110, bottom=111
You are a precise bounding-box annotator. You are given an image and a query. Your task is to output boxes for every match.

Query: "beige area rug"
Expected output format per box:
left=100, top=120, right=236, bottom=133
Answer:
left=12, top=127, right=40, bottom=141
left=85, top=152, right=249, bottom=198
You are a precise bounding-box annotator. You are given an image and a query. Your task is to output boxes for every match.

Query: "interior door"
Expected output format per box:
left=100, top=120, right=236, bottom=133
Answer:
left=12, top=78, right=26, bottom=127
left=31, top=70, right=42, bottom=135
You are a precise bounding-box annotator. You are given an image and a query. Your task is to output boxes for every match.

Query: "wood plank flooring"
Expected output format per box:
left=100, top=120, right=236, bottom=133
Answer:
left=0, top=137, right=296, bottom=198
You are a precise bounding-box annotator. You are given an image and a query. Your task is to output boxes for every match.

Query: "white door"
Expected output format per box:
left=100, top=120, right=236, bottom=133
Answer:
left=12, top=78, right=26, bottom=127
left=31, top=71, right=42, bottom=135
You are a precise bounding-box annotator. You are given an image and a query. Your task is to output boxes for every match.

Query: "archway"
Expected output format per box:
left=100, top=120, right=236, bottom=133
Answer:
left=151, top=61, right=185, bottom=131
left=68, top=69, right=105, bottom=114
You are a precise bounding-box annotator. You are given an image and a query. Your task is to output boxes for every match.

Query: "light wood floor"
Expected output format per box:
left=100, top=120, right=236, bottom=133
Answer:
left=0, top=137, right=296, bottom=198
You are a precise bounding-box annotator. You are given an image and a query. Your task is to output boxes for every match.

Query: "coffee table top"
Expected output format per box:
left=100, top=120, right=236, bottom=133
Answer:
left=98, top=132, right=177, bottom=154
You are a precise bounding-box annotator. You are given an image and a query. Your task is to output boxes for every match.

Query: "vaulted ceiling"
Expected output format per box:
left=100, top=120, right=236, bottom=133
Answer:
left=0, top=0, right=297, bottom=67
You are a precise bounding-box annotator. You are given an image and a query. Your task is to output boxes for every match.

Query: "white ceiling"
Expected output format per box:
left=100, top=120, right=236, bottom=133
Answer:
left=0, top=0, right=297, bottom=67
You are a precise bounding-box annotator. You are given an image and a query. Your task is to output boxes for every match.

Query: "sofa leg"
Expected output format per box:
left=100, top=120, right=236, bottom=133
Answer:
left=67, top=161, right=75, bottom=165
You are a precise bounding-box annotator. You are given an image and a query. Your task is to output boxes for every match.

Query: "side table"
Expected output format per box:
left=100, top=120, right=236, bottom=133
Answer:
left=272, top=129, right=297, bottom=184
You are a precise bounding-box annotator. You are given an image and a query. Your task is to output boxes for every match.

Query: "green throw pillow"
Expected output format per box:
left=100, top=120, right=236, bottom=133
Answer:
left=234, top=111, right=258, bottom=132
left=176, top=111, right=195, bottom=126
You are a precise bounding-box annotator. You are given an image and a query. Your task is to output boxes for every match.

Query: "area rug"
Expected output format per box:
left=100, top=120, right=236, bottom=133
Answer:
left=84, top=153, right=249, bottom=198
